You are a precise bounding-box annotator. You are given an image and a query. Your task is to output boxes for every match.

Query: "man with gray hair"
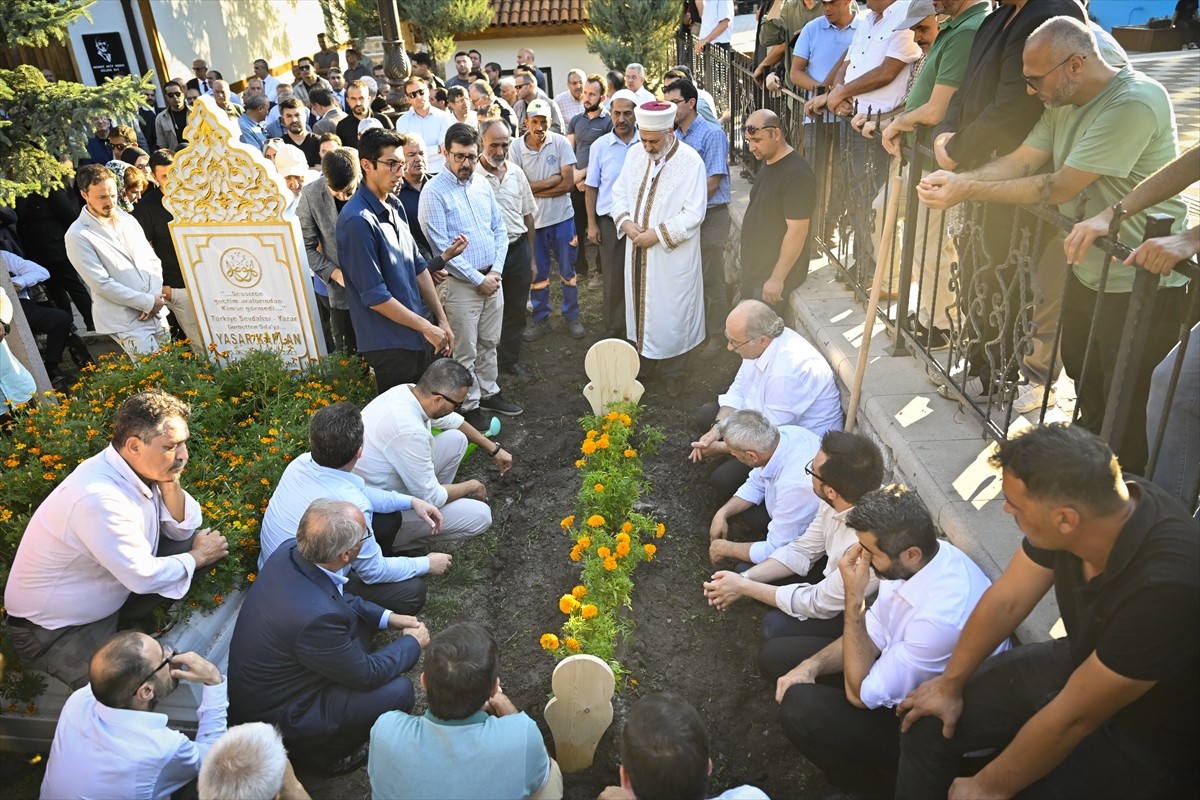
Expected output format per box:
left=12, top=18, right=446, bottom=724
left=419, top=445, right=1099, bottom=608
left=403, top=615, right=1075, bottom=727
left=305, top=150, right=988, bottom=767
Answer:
left=692, top=300, right=842, bottom=495
left=623, top=63, right=656, bottom=104
left=706, top=409, right=822, bottom=568
left=199, top=723, right=310, bottom=800
left=239, top=92, right=270, bottom=150
left=229, top=499, right=429, bottom=777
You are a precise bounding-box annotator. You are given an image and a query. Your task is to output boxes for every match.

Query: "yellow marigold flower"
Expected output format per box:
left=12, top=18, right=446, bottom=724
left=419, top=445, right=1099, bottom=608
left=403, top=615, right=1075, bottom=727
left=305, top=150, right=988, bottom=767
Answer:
left=603, top=556, right=618, bottom=571
left=620, top=413, right=632, bottom=426
left=594, top=483, right=605, bottom=492
left=656, top=522, right=666, bottom=538
left=572, top=585, right=588, bottom=599
left=560, top=515, right=575, bottom=530
left=581, top=604, right=598, bottom=619
left=644, top=544, right=657, bottom=560
left=606, top=411, right=619, bottom=421
left=615, top=542, right=631, bottom=558
left=560, top=594, right=581, bottom=614
left=247, top=573, right=256, bottom=582
left=581, top=440, right=597, bottom=455
left=540, top=633, right=560, bottom=651
left=565, top=637, right=581, bottom=652
left=43, top=472, right=56, bottom=481
left=597, top=546, right=611, bottom=558
left=575, top=459, right=586, bottom=468
left=621, top=521, right=633, bottom=534
left=587, top=514, right=605, bottom=528
left=570, top=546, right=583, bottom=562
left=586, top=429, right=599, bottom=440
left=577, top=536, right=591, bottom=549
left=624, top=448, right=637, bottom=457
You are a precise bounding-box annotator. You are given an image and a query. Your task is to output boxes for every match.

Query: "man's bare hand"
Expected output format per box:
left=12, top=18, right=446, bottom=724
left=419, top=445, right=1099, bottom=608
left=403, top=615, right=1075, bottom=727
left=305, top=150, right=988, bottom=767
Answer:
left=431, top=268, right=449, bottom=286
left=476, top=271, right=502, bottom=296
left=329, top=268, right=345, bottom=287
left=426, top=552, right=453, bottom=575
left=688, top=427, right=723, bottom=463
left=1125, top=228, right=1200, bottom=275
left=412, top=498, right=443, bottom=534
left=709, top=512, right=729, bottom=542
left=442, top=234, right=469, bottom=262
left=632, top=228, right=659, bottom=250
left=708, top=537, right=738, bottom=566
left=587, top=221, right=601, bottom=245
left=838, top=542, right=873, bottom=599
left=189, top=528, right=229, bottom=569
left=702, top=570, right=745, bottom=610
left=492, top=447, right=513, bottom=477
left=933, top=133, right=959, bottom=171
left=464, top=478, right=488, bottom=501
left=404, top=620, right=431, bottom=648
left=485, top=689, right=519, bottom=717
left=917, top=170, right=966, bottom=210
left=897, top=674, right=964, bottom=736
left=775, top=660, right=818, bottom=703
left=423, top=322, right=450, bottom=353
left=169, top=650, right=223, bottom=686
left=762, top=275, right=785, bottom=305
left=598, top=786, right=634, bottom=800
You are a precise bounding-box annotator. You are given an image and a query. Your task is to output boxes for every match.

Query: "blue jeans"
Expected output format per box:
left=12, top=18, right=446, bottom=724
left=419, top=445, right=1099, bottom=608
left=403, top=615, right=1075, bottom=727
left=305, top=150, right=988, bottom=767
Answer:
left=531, top=218, right=579, bottom=323
left=1147, top=320, right=1199, bottom=512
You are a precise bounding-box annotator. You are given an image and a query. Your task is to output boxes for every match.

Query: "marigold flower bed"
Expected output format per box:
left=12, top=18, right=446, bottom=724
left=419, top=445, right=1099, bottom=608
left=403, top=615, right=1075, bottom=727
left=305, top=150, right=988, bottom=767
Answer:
left=541, top=403, right=665, bottom=678
left=0, top=341, right=374, bottom=707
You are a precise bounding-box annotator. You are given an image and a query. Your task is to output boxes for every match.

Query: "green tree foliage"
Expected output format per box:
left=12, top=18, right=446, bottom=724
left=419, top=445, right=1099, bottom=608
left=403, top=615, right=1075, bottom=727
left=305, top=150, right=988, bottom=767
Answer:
left=397, top=0, right=492, bottom=65
left=0, top=0, right=151, bottom=206
left=342, top=0, right=380, bottom=48
left=585, top=0, right=678, bottom=90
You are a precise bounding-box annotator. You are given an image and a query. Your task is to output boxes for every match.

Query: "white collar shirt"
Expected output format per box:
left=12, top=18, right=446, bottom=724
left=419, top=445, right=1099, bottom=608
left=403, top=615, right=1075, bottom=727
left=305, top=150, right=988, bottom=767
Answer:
left=718, top=326, right=844, bottom=436
left=41, top=680, right=228, bottom=800
left=774, top=502, right=880, bottom=620
left=3, top=446, right=201, bottom=628
left=258, top=453, right=425, bottom=582
left=475, top=161, right=538, bottom=242
left=860, top=541, right=1009, bottom=709
left=734, top=426, right=823, bottom=564
left=584, top=130, right=640, bottom=217
left=842, top=0, right=922, bottom=115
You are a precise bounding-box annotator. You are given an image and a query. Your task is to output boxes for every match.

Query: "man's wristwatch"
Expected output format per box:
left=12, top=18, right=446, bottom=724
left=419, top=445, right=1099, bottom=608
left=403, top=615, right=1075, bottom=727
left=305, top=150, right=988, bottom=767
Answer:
left=490, top=442, right=503, bottom=457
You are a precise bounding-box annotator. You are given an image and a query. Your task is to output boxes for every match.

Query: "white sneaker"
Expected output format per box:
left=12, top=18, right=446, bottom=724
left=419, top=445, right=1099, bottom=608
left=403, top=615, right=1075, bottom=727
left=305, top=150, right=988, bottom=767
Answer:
left=1012, top=383, right=1056, bottom=414
left=937, top=376, right=991, bottom=400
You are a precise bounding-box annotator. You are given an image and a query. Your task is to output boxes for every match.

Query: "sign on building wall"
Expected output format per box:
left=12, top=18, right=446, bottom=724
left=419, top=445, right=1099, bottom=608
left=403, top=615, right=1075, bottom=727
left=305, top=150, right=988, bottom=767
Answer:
left=163, top=96, right=325, bottom=367
left=81, top=32, right=131, bottom=81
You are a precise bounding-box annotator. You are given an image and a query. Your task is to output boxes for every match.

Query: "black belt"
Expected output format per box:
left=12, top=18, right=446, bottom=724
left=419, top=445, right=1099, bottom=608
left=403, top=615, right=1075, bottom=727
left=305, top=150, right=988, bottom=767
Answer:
left=479, top=266, right=492, bottom=275
left=4, top=613, right=35, bottom=628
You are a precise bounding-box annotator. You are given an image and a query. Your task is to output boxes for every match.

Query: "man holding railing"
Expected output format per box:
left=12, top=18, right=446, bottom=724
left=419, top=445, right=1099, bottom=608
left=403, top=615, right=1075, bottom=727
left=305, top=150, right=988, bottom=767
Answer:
left=918, top=16, right=1189, bottom=476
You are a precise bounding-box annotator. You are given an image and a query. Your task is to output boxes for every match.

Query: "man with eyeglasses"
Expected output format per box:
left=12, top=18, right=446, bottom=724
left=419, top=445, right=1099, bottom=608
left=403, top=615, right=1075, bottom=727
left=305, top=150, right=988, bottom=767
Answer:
left=336, top=128, right=457, bottom=393
left=512, top=64, right=565, bottom=135
left=238, top=91, right=271, bottom=151
left=259, top=401, right=449, bottom=617
left=336, top=79, right=394, bottom=150
left=419, top=123, right=522, bottom=424
left=396, top=76, right=454, bottom=174
left=41, top=630, right=228, bottom=800
left=251, top=57, right=281, bottom=99
left=291, top=55, right=333, bottom=109
left=919, top=15, right=1188, bottom=476
left=356, top=358, right=512, bottom=552
left=230, top=499, right=430, bottom=777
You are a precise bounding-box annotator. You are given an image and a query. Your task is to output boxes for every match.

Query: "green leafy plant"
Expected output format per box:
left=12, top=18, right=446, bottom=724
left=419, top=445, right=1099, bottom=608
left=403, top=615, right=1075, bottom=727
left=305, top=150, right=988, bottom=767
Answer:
left=584, top=0, right=679, bottom=90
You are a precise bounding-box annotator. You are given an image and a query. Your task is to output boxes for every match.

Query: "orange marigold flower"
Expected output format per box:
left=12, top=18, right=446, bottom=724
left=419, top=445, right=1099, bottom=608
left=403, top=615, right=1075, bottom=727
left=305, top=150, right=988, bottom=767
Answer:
left=597, top=436, right=610, bottom=449
left=594, top=483, right=604, bottom=492
left=624, top=448, right=637, bottom=457
left=603, top=556, right=618, bottom=571
left=247, top=573, right=256, bottom=582
left=621, top=521, right=633, bottom=534
left=560, top=594, right=581, bottom=614
left=615, top=542, right=631, bottom=558
left=586, top=429, right=599, bottom=440
left=581, top=440, right=597, bottom=455
left=560, top=515, right=575, bottom=530
left=619, top=413, right=632, bottom=426
left=577, top=536, right=591, bottom=549
left=656, top=522, right=666, bottom=538
left=606, top=411, right=619, bottom=421
left=571, top=585, right=587, bottom=599
left=616, top=531, right=631, bottom=544
left=587, top=514, right=606, bottom=527
left=581, top=604, right=598, bottom=619
left=213, top=594, right=224, bottom=605
left=540, top=633, right=560, bottom=650
left=597, top=546, right=611, bottom=558
left=575, top=459, right=586, bottom=468
left=565, top=637, right=581, bottom=652
left=644, top=544, right=657, bottom=560
left=43, top=472, right=56, bottom=481
left=569, top=547, right=583, bottom=562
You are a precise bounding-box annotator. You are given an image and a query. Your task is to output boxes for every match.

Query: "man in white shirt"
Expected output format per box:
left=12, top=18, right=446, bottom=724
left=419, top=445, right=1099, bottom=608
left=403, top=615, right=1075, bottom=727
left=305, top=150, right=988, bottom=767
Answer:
left=707, top=410, right=822, bottom=569
left=4, top=389, right=228, bottom=688
left=355, top=359, right=513, bottom=552
left=691, top=300, right=842, bottom=494
left=259, top=402, right=449, bottom=615
left=703, top=430, right=885, bottom=647
left=395, top=76, right=453, bottom=174
left=623, top=63, right=657, bottom=105
left=770, top=485, right=1005, bottom=795
left=694, top=0, right=734, bottom=53
left=41, top=631, right=228, bottom=800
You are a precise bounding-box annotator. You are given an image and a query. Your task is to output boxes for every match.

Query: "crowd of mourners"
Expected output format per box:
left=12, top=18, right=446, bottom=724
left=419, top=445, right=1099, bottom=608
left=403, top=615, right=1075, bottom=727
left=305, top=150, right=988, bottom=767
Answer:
left=1, top=1, right=1198, bottom=798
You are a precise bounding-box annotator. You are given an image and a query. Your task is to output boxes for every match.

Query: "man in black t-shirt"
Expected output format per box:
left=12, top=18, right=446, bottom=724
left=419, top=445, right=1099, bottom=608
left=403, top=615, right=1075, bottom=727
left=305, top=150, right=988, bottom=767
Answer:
left=895, top=423, right=1199, bottom=798
left=278, top=97, right=321, bottom=167
left=740, top=108, right=814, bottom=314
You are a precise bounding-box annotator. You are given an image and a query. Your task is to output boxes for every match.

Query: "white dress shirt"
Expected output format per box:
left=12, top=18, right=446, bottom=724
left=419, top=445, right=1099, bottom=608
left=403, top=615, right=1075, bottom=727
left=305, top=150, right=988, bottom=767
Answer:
left=842, top=0, right=922, bottom=115
left=258, top=452, right=426, bottom=581
left=773, top=502, right=880, bottom=620
left=354, top=384, right=464, bottom=507
left=859, top=541, right=1008, bottom=709
left=395, top=107, right=453, bottom=173
left=41, top=679, right=228, bottom=800
left=698, top=0, right=734, bottom=46
left=734, top=426, right=823, bottom=563
left=4, top=446, right=201, bottom=628
left=718, top=326, right=843, bottom=436
left=475, top=161, right=538, bottom=242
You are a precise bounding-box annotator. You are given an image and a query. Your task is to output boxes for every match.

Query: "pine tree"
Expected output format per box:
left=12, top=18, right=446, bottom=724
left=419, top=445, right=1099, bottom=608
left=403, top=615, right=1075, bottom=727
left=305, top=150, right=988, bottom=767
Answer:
left=0, top=0, right=150, bottom=206
left=585, top=0, right=678, bottom=90
left=397, top=0, right=493, bottom=65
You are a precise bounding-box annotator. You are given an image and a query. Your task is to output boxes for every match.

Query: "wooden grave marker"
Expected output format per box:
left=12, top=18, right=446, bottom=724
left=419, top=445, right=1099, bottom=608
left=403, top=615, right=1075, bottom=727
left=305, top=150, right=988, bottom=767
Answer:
left=544, top=654, right=615, bottom=772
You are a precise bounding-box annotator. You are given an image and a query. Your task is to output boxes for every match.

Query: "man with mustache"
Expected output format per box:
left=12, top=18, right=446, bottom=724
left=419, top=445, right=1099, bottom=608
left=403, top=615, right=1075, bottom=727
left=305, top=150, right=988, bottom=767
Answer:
left=336, top=79, right=393, bottom=150
left=3, top=389, right=229, bottom=689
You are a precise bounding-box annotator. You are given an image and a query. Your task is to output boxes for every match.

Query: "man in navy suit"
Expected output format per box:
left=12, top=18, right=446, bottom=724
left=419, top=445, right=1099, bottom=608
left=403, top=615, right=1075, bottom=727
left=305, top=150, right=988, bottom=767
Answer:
left=228, top=499, right=429, bottom=776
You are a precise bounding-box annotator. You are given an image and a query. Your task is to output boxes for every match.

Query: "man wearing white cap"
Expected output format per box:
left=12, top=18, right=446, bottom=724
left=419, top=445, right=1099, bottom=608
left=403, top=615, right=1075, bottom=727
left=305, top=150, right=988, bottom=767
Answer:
left=612, top=101, right=707, bottom=392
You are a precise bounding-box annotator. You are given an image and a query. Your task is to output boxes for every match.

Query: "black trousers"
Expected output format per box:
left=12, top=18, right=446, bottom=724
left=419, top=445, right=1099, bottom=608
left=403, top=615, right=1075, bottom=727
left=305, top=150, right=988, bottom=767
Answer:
left=498, top=237, right=532, bottom=369
left=20, top=298, right=71, bottom=370
left=40, top=256, right=94, bottom=330
left=699, top=204, right=731, bottom=338
left=315, top=294, right=357, bottom=354
left=363, top=347, right=431, bottom=395
left=345, top=573, right=426, bottom=616
left=596, top=215, right=626, bottom=337
left=571, top=185, right=592, bottom=275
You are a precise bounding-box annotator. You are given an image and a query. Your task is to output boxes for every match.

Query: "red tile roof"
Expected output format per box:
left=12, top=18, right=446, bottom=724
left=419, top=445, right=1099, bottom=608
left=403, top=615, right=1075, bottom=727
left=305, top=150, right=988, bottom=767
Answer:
left=491, top=0, right=589, bottom=28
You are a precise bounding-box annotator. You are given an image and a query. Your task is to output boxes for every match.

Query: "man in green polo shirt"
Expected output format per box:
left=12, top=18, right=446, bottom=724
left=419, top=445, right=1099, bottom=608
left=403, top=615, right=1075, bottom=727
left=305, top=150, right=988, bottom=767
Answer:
left=918, top=15, right=1189, bottom=474
left=877, top=0, right=988, bottom=349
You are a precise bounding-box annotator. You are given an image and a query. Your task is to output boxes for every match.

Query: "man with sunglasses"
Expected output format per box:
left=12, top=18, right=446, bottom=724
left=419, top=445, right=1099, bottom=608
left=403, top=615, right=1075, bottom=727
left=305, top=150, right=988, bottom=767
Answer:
left=291, top=55, right=332, bottom=109
left=154, top=81, right=189, bottom=152
left=42, top=630, right=228, bottom=800
left=396, top=77, right=453, bottom=175
left=356, top=358, right=512, bottom=553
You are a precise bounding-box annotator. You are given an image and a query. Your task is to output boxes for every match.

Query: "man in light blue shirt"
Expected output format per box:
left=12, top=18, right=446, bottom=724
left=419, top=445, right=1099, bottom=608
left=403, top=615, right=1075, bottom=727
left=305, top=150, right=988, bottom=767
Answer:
left=258, top=401, right=449, bottom=615
left=584, top=90, right=639, bottom=338
left=787, top=0, right=861, bottom=94
left=238, top=93, right=270, bottom=152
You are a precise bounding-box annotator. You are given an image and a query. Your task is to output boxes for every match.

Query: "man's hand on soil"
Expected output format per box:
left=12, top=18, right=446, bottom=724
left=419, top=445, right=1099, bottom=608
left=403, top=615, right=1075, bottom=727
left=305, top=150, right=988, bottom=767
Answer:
left=426, top=552, right=452, bottom=575
left=703, top=570, right=745, bottom=610
left=708, top=538, right=737, bottom=566
left=492, top=447, right=513, bottom=477
left=189, top=528, right=229, bottom=569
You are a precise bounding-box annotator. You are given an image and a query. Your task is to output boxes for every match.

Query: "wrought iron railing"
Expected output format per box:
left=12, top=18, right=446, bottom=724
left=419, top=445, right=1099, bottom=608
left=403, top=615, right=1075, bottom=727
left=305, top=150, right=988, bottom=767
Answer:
left=678, top=31, right=1199, bottom=511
